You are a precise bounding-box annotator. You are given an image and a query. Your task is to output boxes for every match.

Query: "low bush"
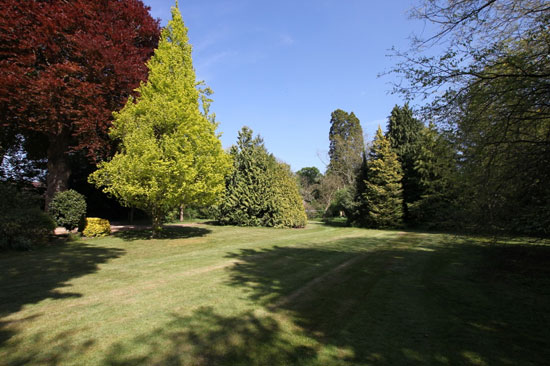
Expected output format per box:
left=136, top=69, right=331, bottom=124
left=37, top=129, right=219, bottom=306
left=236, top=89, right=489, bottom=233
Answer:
left=48, top=190, right=87, bottom=231
left=0, top=183, right=55, bottom=250
left=83, top=217, right=111, bottom=237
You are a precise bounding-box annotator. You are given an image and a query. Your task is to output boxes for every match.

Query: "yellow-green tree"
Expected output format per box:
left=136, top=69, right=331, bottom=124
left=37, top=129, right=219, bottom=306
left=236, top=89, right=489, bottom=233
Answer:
left=89, top=4, right=231, bottom=237
left=362, top=126, right=404, bottom=228
left=271, top=162, right=308, bottom=228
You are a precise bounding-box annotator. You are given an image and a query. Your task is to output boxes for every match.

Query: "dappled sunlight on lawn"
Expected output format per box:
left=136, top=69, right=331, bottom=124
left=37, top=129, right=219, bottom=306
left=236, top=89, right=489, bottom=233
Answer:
left=103, top=307, right=317, bottom=366
left=223, top=233, right=550, bottom=365
left=1, top=225, right=550, bottom=365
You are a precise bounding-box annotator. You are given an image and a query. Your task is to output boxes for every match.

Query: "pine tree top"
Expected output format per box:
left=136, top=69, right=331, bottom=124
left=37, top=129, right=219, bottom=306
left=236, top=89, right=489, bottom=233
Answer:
left=111, top=4, right=208, bottom=141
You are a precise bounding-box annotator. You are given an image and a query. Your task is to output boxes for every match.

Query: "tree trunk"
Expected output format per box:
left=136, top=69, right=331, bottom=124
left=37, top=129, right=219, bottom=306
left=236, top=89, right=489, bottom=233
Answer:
left=179, top=204, right=184, bottom=222
left=129, top=207, right=134, bottom=224
left=151, top=206, right=163, bottom=238
left=45, top=132, right=71, bottom=211
left=0, top=147, right=5, bottom=171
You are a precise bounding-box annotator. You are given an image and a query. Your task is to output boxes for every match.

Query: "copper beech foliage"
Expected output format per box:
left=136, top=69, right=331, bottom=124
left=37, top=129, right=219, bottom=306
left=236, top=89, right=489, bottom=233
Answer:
left=0, top=0, right=160, bottom=204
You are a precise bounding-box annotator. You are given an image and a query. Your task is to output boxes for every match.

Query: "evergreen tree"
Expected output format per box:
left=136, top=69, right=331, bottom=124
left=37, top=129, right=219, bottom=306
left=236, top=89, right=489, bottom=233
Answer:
left=327, top=109, right=365, bottom=187
left=408, top=124, right=458, bottom=228
left=348, top=152, right=369, bottom=226
left=217, top=127, right=275, bottom=227
left=89, top=4, right=231, bottom=237
left=391, top=1, right=550, bottom=236
left=362, top=127, right=404, bottom=228
left=271, top=163, right=308, bottom=228
left=386, top=104, right=424, bottom=223
left=217, top=127, right=306, bottom=228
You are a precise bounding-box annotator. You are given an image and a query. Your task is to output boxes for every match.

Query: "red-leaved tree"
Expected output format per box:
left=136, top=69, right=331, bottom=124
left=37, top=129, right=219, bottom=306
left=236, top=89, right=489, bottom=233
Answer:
left=0, top=0, right=160, bottom=207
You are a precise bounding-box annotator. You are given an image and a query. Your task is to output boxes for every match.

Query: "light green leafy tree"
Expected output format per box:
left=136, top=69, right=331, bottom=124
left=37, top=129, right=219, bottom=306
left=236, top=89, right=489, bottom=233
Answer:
left=89, top=3, right=231, bottom=237
left=271, top=162, right=308, bottom=228
left=362, top=126, right=404, bottom=228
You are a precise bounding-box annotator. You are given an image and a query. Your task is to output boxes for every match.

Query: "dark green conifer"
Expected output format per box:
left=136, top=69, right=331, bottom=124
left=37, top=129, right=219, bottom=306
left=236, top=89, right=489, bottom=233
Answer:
left=348, top=152, right=369, bottom=226
left=386, top=104, right=424, bottom=223
left=217, top=127, right=306, bottom=228
left=408, top=124, right=458, bottom=228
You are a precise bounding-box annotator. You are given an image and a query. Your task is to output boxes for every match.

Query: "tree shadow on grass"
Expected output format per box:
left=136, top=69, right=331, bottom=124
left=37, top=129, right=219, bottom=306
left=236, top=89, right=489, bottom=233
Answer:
left=104, top=307, right=317, bottom=366
left=224, top=234, right=550, bottom=365
left=113, top=225, right=211, bottom=241
left=0, top=241, right=124, bottom=348
left=2, top=326, right=98, bottom=366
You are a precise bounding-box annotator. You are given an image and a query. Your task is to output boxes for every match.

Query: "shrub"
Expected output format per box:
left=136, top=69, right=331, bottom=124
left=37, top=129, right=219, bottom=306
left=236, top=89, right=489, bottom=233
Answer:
left=48, top=190, right=87, bottom=231
left=83, top=217, right=111, bottom=237
left=0, top=183, right=55, bottom=250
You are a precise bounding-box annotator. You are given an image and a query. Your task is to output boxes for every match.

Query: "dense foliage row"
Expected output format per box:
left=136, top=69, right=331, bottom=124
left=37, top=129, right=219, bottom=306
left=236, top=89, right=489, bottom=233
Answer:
left=299, top=105, right=457, bottom=231
left=391, top=0, right=550, bottom=236
left=1, top=0, right=547, bottom=240
left=295, top=1, right=549, bottom=237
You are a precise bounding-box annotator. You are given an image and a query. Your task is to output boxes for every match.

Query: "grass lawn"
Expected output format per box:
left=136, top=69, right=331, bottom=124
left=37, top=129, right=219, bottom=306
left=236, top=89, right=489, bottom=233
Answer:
left=1, top=221, right=549, bottom=365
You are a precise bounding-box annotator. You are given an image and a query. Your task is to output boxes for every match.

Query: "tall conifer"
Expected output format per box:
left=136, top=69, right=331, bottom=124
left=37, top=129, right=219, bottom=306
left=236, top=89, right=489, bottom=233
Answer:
left=386, top=104, right=424, bottom=222
left=363, top=127, right=404, bottom=228
left=89, top=4, right=231, bottom=236
left=348, top=152, right=370, bottom=226
left=408, top=123, right=458, bottom=228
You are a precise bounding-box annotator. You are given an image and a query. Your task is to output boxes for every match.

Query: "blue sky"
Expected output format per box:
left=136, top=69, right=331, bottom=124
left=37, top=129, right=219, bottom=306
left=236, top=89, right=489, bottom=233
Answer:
left=142, top=0, right=428, bottom=172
